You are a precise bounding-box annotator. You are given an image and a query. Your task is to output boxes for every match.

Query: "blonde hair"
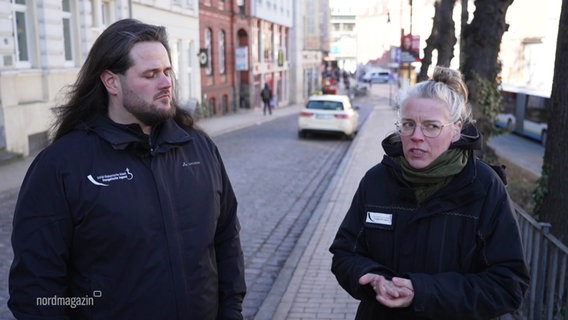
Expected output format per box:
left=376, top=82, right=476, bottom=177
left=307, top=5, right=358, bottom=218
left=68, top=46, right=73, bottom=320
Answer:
left=398, top=67, right=472, bottom=125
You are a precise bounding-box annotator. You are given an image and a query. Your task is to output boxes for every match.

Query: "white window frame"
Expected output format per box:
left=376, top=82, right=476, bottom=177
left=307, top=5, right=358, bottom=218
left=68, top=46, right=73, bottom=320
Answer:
left=204, top=28, right=212, bottom=75
left=187, top=40, right=194, bottom=97
left=92, top=0, right=114, bottom=30
left=12, top=0, right=32, bottom=68
left=61, top=0, right=75, bottom=65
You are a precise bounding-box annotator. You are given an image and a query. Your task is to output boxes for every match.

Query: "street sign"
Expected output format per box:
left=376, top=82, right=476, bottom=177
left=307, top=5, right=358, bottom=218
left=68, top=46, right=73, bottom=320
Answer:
left=198, top=49, right=208, bottom=67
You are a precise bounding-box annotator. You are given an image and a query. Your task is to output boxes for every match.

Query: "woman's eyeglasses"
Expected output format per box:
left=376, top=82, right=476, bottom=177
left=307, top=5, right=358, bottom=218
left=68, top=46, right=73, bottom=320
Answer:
left=395, top=120, right=453, bottom=138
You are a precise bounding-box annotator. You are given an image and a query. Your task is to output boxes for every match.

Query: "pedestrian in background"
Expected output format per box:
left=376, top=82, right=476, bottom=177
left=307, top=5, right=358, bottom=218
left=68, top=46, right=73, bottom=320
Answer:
left=9, top=19, right=246, bottom=319
left=329, top=66, right=529, bottom=319
left=260, top=83, right=273, bottom=115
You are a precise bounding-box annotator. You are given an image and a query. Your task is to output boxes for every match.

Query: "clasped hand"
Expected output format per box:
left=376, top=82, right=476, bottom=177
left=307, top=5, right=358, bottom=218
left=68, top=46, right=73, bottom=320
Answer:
left=359, top=273, right=414, bottom=308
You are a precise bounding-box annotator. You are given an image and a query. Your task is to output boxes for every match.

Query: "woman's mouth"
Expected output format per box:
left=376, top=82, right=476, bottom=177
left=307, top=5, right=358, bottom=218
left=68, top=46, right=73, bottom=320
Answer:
left=408, top=148, right=427, bottom=157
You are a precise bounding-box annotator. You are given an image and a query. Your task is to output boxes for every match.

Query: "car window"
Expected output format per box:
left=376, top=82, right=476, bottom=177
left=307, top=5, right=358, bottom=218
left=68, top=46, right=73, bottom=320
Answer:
left=307, top=101, right=344, bottom=111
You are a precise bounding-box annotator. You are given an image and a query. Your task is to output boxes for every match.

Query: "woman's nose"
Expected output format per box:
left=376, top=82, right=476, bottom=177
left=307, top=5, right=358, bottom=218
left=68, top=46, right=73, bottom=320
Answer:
left=410, top=125, right=425, bottom=139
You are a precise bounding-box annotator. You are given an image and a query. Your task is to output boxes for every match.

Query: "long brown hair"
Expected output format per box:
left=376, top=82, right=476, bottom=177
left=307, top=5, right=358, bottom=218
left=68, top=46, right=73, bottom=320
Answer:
left=52, top=19, right=194, bottom=141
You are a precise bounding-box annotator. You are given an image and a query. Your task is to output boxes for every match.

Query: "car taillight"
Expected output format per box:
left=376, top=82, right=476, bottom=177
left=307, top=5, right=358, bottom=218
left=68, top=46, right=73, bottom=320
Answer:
left=300, top=111, right=314, bottom=117
left=335, top=114, right=350, bottom=119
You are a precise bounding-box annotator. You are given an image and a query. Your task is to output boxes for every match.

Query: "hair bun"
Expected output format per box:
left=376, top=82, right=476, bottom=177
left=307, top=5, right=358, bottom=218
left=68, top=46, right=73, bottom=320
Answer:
left=432, top=67, right=468, bottom=103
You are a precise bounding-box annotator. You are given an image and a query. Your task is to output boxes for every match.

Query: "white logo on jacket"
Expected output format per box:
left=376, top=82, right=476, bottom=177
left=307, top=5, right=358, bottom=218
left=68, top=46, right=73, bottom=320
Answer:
left=87, top=168, right=134, bottom=187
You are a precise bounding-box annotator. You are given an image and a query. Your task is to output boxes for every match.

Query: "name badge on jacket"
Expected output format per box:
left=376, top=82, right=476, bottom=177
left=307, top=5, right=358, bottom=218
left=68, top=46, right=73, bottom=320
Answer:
left=365, top=211, right=393, bottom=230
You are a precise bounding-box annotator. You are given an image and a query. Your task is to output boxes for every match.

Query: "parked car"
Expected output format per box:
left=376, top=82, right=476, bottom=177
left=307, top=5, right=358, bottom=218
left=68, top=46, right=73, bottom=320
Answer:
left=362, top=70, right=391, bottom=83
left=297, top=95, right=359, bottom=139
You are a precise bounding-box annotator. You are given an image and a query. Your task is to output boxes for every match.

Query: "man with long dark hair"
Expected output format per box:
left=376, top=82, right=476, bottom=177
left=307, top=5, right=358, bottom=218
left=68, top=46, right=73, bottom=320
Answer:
left=9, top=19, right=246, bottom=319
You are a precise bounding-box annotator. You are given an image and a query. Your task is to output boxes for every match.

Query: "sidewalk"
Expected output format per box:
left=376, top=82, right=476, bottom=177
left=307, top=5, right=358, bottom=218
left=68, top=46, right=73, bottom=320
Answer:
left=197, top=103, right=303, bottom=138
left=256, top=85, right=396, bottom=319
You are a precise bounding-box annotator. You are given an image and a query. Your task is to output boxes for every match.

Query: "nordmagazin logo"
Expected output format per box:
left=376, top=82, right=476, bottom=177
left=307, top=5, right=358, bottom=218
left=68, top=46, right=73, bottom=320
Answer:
left=36, top=291, right=101, bottom=308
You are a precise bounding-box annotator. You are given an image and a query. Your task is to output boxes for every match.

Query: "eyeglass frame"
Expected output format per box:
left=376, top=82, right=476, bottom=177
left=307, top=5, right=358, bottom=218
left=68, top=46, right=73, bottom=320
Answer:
left=395, top=120, right=455, bottom=138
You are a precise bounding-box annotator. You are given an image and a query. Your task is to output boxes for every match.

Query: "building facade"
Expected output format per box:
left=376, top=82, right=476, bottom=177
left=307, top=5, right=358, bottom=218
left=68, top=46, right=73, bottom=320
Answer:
left=249, top=0, right=293, bottom=110
left=199, top=0, right=237, bottom=116
left=0, top=0, right=201, bottom=156
left=328, top=0, right=361, bottom=74
left=289, top=0, right=329, bottom=104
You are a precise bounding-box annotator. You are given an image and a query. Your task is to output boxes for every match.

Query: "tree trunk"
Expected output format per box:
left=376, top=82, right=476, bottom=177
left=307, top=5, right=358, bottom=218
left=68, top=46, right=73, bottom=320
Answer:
left=459, top=0, right=468, bottom=70
left=538, top=0, right=568, bottom=243
left=461, top=0, right=513, bottom=80
left=436, top=0, right=457, bottom=66
left=417, top=0, right=457, bottom=82
left=460, top=0, right=514, bottom=158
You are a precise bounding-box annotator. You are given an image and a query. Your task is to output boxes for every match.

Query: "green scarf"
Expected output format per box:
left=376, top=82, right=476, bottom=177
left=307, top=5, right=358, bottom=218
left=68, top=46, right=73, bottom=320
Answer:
left=395, top=149, right=469, bottom=204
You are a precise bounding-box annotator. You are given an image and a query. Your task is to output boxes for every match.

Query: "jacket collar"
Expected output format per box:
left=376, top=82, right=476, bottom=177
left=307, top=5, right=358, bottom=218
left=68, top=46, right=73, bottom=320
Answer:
left=380, top=124, right=486, bottom=219
left=80, top=115, right=192, bottom=154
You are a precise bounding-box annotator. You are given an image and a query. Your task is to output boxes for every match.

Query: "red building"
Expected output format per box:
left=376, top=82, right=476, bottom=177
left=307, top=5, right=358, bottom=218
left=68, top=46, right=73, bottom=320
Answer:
left=199, top=0, right=290, bottom=115
left=199, top=0, right=250, bottom=116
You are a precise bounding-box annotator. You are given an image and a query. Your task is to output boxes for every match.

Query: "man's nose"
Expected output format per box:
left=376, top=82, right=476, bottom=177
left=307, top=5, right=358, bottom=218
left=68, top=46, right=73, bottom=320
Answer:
left=159, top=73, right=172, bottom=88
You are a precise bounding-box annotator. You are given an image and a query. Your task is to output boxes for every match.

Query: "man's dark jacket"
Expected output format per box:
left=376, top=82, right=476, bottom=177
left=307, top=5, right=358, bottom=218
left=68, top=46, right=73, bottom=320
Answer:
left=329, top=125, right=530, bottom=319
left=9, top=115, right=246, bottom=319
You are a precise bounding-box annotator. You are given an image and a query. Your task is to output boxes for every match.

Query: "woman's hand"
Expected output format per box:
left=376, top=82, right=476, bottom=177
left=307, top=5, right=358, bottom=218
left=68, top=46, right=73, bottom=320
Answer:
left=359, top=274, right=414, bottom=308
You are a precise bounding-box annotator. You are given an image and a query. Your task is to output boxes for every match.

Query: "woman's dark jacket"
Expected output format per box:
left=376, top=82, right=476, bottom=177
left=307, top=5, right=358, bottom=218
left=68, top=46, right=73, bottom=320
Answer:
left=9, top=115, right=246, bottom=319
left=329, top=125, right=530, bottom=320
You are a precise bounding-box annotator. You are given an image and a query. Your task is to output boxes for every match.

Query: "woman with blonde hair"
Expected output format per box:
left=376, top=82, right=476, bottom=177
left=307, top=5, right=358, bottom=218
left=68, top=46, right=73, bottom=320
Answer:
left=330, top=67, right=529, bottom=319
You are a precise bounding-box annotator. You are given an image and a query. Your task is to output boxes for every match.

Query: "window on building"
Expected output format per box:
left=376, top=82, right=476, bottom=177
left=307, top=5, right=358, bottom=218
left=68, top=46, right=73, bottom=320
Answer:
left=255, top=21, right=261, bottom=62
left=187, top=40, right=194, bottom=97
left=62, top=0, right=74, bottom=63
left=92, top=0, right=114, bottom=29
left=263, top=22, right=272, bottom=61
left=204, top=28, right=213, bottom=75
left=273, top=25, right=280, bottom=62
left=237, top=0, right=245, bottom=14
left=101, top=1, right=113, bottom=27
left=12, top=0, right=32, bottom=66
left=219, top=30, right=225, bottom=74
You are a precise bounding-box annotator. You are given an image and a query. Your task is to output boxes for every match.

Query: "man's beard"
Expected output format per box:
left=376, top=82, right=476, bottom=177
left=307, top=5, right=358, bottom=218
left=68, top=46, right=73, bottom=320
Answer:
left=123, top=92, right=176, bottom=127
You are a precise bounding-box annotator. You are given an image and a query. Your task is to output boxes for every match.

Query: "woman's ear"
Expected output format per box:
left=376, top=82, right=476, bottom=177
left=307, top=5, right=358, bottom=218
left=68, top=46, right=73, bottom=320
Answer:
left=451, top=120, right=463, bottom=142
left=100, top=70, right=119, bottom=96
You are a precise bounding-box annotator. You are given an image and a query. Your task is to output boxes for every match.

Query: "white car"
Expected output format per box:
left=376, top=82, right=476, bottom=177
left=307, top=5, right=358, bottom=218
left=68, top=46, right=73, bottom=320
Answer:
left=362, top=70, right=391, bottom=83
left=297, top=94, right=359, bottom=139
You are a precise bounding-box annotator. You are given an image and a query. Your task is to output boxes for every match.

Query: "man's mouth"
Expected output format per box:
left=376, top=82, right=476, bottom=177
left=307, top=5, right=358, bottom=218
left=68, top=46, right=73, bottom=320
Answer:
left=155, top=92, right=170, bottom=100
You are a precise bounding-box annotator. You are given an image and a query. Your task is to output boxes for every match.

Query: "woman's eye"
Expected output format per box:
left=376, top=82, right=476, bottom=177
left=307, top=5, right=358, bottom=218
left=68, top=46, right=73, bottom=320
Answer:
left=426, top=123, right=441, bottom=130
left=402, top=122, right=415, bottom=129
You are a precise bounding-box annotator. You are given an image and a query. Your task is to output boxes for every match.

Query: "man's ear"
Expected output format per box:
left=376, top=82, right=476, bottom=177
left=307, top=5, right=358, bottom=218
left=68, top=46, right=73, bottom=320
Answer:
left=100, top=70, right=119, bottom=96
